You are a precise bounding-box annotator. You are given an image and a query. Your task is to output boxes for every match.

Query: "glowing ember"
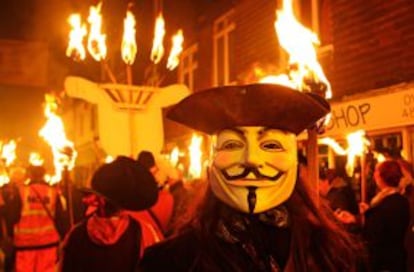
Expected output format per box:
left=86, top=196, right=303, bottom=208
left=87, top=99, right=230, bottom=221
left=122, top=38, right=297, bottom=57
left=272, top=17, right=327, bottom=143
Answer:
left=39, top=94, right=77, bottom=184
left=87, top=2, right=107, bottom=61
left=29, top=152, right=44, bottom=166
left=188, top=134, right=203, bottom=179
left=150, top=13, right=166, bottom=64
left=166, top=29, right=184, bottom=71
left=0, top=139, right=17, bottom=166
left=121, top=10, right=137, bottom=65
left=66, top=13, right=88, bottom=61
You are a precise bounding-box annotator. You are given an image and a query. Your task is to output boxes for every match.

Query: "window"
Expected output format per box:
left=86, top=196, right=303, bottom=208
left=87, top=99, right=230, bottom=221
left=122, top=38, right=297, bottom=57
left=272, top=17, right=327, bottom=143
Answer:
left=178, top=43, right=198, bottom=91
left=213, top=9, right=236, bottom=86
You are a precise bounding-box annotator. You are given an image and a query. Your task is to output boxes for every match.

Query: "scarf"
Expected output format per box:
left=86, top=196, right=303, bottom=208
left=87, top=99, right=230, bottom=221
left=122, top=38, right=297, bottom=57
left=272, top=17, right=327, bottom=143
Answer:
left=216, top=205, right=290, bottom=272
left=87, top=212, right=130, bottom=245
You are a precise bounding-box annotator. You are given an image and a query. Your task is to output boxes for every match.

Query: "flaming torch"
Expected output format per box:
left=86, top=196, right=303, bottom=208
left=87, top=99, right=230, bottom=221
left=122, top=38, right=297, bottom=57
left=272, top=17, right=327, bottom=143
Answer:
left=166, top=29, right=184, bottom=71
left=66, top=14, right=87, bottom=61
left=319, top=130, right=371, bottom=202
left=188, top=133, right=203, bottom=180
left=260, top=0, right=332, bottom=194
left=0, top=140, right=17, bottom=186
left=39, top=94, right=77, bottom=226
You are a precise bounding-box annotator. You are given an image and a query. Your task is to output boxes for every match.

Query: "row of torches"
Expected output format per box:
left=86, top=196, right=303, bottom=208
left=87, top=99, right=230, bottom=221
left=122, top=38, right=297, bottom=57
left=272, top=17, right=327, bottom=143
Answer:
left=66, top=2, right=184, bottom=78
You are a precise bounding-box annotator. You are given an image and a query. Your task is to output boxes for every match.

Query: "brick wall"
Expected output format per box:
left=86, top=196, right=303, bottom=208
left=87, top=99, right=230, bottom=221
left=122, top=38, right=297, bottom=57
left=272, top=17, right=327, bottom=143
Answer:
left=332, top=0, right=414, bottom=97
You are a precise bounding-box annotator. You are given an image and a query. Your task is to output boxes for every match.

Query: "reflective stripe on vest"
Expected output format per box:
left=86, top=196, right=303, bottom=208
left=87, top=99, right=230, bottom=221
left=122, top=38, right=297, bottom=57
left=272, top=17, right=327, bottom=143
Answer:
left=14, top=184, right=60, bottom=247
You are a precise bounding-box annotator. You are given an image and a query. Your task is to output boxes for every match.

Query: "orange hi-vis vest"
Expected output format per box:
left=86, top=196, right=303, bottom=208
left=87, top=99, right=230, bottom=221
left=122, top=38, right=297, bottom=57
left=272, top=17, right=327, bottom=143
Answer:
left=14, top=183, right=60, bottom=248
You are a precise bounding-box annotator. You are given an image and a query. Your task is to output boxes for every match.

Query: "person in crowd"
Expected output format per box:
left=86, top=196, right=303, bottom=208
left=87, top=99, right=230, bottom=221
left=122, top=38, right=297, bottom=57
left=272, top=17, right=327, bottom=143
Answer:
left=0, top=166, right=25, bottom=272
left=136, top=150, right=175, bottom=235
left=359, top=159, right=410, bottom=272
left=12, top=164, right=65, bottom=272
left=59, top=156, right=158, bottom=272
left=139, top=83, right=365, bottom=271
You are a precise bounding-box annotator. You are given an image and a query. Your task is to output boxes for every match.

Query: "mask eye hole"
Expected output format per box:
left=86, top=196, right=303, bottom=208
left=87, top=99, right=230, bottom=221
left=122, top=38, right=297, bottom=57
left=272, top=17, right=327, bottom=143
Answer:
left=218, top=140, right=244, bottom=151
left=260, top=140, right=283, bottom=152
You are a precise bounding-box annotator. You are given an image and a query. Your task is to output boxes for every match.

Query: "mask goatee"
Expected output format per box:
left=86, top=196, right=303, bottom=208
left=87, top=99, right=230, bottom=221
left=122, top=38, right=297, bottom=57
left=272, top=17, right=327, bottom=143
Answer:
left=247, top=186, right=257, bottom=214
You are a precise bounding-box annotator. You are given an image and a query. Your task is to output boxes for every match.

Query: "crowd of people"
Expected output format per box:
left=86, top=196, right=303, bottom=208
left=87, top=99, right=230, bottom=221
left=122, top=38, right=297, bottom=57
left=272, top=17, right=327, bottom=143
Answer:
left=0, top=82, right=413, bottom=271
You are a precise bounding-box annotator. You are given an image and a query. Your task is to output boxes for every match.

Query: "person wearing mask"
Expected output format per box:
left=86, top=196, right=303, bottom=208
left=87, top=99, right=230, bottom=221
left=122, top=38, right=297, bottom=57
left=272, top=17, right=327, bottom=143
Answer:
left=13, top=165, right=65, bottom=272
left=139, top=83, right=365, bottom=271
left=359, top=160, right=410, bottom=272
left=59, top=156, right=158, bottom=272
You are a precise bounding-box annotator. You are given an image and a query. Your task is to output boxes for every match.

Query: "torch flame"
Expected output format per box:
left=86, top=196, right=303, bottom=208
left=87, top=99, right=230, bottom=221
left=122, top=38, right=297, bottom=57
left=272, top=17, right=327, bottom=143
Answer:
left=0, top=140, right=17, bottom=166
left=66, top=13, right=88, bottom=61
left=188, top=134, right=203, bottom=179
left=29, top=152, right=44, bottom=166
left=121, top=10, right=137, bottom=65
left=87, top=2, right=107, bottom=61
left=39, top=94, right=77, bottom=184
left=169, top=147, right=181, bottom=167
left=260, top=0, right=331, bottom=99
left=318, top=130, right=370, bottom=176
left=150, top=13, right=166, bottom=64
left=166, top=29, right=184, bottom=71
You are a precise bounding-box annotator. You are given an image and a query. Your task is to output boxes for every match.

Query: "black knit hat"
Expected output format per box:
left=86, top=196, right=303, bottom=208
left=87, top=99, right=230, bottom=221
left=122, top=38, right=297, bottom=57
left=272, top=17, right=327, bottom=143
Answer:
left=85, top=156, right=158, bottom=211
left=167, top=83, right=330, bottom=135
left=136, top=150, right=156, bottom=170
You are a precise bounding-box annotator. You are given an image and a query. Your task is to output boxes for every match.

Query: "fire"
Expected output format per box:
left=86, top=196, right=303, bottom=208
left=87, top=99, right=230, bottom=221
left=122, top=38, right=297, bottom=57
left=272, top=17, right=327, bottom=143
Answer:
left=188, top=134, right=203, bottom=179
left=150, top=13, right=166, bottom=64
left=87, top=2, right=107, bottom=61
left=346, top=130, right=370, bottom=176
left=319, top=130, right=370, bottom=176
left=66, top=13, right=87, bottom=61
left=166, top=29, right=184, bottom=71
left=169, top=147, right=181, bottom=167
left=39, top=94, right=77, bottom=184
left=121, top=10, right=137, bottom=65
left=260, top=0, right=331, bottom=99
left=0, top=139, right=17, bottom=166
left=29, top=152, right=44, bottom=166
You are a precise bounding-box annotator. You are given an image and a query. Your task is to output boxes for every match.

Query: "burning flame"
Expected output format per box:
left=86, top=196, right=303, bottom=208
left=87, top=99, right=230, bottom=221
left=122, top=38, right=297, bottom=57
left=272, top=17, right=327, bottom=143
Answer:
left=66, top=13, right=88, bottom=61
left=0, top=140, right=17, bottom=166
left=150, top=13, right=166, bottom=64
left=169, top=147, right=181, bottom=167
left=260, top=0, right=331, bottom=99
left=39, top=94, right=77, bottom=184
left=166, top=29, right=184, bottom=71
left=188, top=134, right=203, bottom=179
left=29, top=152, right=44, bottom=166
left=121, top=10, right=137, bottom=65
left=319, top=130, right=370, bottom=176
left=87, top=2, right=107, bottom=61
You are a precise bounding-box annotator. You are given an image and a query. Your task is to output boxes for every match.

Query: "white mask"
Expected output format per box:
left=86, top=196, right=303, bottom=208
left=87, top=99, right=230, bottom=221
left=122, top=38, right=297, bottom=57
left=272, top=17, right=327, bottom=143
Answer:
left=208, top=127, right=298, bottom=214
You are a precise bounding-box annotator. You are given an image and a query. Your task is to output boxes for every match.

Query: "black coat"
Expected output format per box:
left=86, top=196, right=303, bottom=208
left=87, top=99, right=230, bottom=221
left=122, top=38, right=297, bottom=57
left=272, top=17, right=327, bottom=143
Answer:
left=61, top=217, right=142, bottom=272
left=363, top=193, right=410, bottom=272
left=139, top=224, right=291, bottom=272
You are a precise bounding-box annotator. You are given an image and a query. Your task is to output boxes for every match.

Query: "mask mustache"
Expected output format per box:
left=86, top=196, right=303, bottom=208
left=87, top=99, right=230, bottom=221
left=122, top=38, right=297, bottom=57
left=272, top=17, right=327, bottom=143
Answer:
left=221, top=166, right=284, bottom=181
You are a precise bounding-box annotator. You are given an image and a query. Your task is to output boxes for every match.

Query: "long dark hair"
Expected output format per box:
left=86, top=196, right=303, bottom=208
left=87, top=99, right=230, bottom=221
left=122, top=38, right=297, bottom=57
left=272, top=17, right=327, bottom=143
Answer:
left=176, top=173, right=366, bottom=271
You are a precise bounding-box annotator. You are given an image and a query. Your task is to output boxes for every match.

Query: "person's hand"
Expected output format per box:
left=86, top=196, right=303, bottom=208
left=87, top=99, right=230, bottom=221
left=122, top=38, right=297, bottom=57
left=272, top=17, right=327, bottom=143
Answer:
left=359, top=202, right=369, bottom=214
left=334, top=209, right=356, bottom=224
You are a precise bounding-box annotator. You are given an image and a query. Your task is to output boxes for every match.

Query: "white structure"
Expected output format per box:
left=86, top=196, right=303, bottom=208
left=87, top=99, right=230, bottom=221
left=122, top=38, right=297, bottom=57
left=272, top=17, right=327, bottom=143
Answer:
left=64, top=76, right=190, bottom=158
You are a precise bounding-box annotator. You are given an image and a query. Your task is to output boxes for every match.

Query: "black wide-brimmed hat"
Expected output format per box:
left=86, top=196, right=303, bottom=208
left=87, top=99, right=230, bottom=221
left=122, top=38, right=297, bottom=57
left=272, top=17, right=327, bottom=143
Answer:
left=85, top=156, right=158, bottom=211
left=167, top=83, right=330, bottom=135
